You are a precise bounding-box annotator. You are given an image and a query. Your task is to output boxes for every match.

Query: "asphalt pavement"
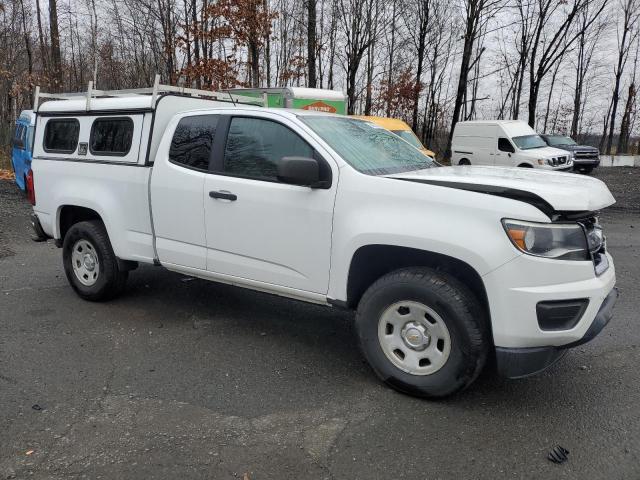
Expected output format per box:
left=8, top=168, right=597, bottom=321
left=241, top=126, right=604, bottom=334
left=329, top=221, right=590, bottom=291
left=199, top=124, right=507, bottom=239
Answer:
left=0, top=170, right=639, bottom=479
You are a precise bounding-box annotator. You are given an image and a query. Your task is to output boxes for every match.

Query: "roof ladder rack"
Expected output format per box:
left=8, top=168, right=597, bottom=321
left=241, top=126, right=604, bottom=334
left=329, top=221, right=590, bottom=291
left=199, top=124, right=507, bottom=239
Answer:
left=33, top=74, right=265, bottom=112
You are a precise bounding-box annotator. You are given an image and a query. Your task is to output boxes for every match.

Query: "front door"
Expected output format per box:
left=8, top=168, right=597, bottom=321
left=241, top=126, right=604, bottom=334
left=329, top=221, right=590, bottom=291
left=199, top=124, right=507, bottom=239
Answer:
left=495, top=137, right=516, bottom=166
left=203, top=114, right=337, bottom=294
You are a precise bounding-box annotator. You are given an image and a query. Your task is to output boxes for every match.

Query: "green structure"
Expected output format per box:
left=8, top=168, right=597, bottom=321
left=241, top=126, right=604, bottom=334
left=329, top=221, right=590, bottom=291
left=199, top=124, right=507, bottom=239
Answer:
left=225, top=87, right=346, bottom=115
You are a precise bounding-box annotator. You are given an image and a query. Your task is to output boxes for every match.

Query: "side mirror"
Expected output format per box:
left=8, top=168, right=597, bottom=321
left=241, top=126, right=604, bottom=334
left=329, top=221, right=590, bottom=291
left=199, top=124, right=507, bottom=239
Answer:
left=277, top=156, right=320, bottom=187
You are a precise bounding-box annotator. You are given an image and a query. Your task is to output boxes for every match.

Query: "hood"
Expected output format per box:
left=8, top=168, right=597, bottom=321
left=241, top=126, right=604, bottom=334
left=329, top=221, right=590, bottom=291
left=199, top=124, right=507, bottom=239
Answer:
left=550, top=144, right=599, bottom=153
left=387, top=166, right=615, bottom=216
left=519, top=146, right=570, bottom=158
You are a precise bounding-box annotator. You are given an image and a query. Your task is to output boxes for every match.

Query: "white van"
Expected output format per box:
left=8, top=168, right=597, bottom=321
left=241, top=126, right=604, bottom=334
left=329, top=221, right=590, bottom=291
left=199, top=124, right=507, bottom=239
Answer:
left=451, top=120, right=573, bottom=170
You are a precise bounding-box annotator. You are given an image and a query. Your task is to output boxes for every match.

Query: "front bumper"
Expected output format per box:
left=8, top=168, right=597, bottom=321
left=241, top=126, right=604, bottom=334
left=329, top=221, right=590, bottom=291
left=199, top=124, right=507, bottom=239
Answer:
left=495, top=287, right=618, bottom=378
left=573, top=159, right=600, bottom=170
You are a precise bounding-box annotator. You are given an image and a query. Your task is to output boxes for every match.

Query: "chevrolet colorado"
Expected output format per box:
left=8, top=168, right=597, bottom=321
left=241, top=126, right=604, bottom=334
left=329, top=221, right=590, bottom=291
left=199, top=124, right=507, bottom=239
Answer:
left=28, top=90, right=618, bottom=397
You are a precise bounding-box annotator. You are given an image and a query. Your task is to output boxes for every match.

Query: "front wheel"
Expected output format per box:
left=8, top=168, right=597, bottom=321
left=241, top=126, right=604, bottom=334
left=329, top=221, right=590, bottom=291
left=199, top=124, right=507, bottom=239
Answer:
left=355, top=267, right=489, bottom=398
left=62, top=220, right=128, bottom=301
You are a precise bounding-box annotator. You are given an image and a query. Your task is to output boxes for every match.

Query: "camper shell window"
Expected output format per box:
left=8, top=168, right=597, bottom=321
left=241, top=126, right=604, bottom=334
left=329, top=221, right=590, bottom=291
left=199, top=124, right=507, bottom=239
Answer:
left=90, top=117, right=134, bottom=156
left=44, top=118, right=80, bottom=154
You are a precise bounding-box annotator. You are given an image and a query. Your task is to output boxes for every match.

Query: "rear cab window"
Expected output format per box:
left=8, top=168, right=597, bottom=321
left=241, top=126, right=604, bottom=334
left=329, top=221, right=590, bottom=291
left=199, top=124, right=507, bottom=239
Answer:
left=43, top=119, right=80, bottom=154
left=169, top=115, right=218, bottom=171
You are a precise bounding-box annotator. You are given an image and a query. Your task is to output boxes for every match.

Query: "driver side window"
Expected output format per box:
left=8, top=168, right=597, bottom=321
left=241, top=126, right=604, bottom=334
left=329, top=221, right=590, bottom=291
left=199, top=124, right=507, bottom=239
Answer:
left=498, top=137, right=515, bottom=153
left=224, top=117, right=314, bottom=181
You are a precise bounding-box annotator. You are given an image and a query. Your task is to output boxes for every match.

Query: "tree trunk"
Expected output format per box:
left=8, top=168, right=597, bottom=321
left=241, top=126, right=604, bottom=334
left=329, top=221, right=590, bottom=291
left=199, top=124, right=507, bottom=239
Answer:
left=412, top=0, right=428, bottom=131
left=617, top=83, right=635, bottom=154
left=191, top=0, right=200, bottom=87
left=571, top=32, right=585, bottom=138
left=307, top=0, right=317, bottom=88
left=385, top=0, right=396, bottom=117
left=543, top=61, right=561, bottom=133
left=35, top=0, right=48, bottom=74
left=364, top=42, right=374, bottom=115
left=447, top=5, right=475, bottom=158
left=606, top=75, right=623, bottom=155
left=264, top=0, right=271, bottom=87
left=48, top=0, right=63, bottom=91
left=249, top=40, right=260, bottom=87
left=19, top=0, right=33, bottom=76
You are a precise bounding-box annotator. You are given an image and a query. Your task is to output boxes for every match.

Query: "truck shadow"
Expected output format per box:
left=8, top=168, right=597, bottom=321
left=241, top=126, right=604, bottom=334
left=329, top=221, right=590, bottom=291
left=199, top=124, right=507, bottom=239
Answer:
left=113, top=263, right=619, bottom=411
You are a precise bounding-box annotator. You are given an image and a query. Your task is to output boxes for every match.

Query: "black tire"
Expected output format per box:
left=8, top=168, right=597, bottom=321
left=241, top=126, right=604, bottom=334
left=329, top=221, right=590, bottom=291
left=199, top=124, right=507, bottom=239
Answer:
left=579, top=167, right=594, bottom=174
left=458, top=158, right=471, bottom=166
left=62, top=220, right=128, bottom=301
left=518, top=163, right=533, bottom=168
left=355, top=267, right=490, bottom=398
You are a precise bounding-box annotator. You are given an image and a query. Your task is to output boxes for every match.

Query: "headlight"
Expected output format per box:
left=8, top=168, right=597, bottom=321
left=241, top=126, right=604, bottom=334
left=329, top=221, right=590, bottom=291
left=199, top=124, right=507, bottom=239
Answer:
left=502, top=219, right=589, bottom=260
left=585, top=223, right=604, bottom=254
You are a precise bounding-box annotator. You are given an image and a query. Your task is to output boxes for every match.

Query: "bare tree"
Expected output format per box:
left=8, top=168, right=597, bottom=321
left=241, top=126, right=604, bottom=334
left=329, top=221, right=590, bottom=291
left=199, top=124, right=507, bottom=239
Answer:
left=606, top=0, right=640, bottom=154
left=307, top=0, right=317, bottom=87
left=48, top=0, right=63, bottom=90
left=404, top=0, right=431, bottom=130
left=527, top=0, right=606, bottom=128
left=337, top=0, right=377, bottom=114
left=570, top=6, right=606, bottom=138
left=447, top=0, right=501, bottom=157
left=617, top=31, right=640, bottom=153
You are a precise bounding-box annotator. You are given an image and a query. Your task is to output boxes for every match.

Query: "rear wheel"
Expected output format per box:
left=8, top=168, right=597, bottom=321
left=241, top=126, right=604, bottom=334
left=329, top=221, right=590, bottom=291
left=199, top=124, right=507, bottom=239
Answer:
left=458, top=158, right=471, bottom=166
left=518, top=163, right=533, bottom=168
left=355, top=267, right=490, bottom=398
left=62, top=220, right=128, bottom=301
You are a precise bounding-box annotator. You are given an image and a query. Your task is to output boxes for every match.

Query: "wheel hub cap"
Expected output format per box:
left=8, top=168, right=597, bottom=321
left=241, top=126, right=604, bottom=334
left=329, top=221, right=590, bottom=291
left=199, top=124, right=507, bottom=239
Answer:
left=83, top=254, right=96, bottom=271
left=377, top=301, right=452, bottom=376
left=71, top=239, right=100, bottom=287
left=401, top=322, right=430, bottom=351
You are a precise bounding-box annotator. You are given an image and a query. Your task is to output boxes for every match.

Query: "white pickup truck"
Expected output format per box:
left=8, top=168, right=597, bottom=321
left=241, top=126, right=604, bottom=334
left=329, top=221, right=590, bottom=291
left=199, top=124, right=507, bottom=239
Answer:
left=27, top=87, right=618, bottom=397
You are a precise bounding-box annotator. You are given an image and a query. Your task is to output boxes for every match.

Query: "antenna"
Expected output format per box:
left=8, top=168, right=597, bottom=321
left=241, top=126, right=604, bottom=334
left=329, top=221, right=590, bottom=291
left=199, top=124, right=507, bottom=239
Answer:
left=226, top=90, right=237, bottom=107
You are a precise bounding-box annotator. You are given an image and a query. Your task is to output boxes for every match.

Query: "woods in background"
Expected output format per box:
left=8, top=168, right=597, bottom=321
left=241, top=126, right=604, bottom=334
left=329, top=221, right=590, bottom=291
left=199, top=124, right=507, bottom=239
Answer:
left=1, top=0, right=640, bottom=157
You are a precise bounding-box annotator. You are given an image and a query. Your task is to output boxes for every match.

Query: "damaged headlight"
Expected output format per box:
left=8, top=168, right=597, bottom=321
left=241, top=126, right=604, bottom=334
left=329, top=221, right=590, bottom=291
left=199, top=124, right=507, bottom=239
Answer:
left=502, top=219, right=590, bottom=260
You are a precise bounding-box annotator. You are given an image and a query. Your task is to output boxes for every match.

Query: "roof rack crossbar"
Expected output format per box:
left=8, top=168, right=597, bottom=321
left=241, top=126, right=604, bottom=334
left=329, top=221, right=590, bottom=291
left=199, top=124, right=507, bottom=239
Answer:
left=33, top=74, right=263, bottom=112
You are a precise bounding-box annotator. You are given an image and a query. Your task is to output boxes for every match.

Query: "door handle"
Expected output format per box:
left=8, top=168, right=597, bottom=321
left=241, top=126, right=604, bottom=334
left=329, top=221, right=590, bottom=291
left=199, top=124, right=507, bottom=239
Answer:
left=209, top=190, right=237, bottom=201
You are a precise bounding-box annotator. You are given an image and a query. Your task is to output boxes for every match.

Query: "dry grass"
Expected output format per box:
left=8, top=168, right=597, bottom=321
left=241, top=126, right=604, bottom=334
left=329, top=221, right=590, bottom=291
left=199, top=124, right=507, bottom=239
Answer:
left=0, top=148, right=11, bottom=171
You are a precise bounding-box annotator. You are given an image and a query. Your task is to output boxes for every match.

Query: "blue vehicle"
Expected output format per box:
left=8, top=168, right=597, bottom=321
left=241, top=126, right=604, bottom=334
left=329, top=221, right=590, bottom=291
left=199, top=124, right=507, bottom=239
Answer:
left=11, top=110, right=36, bottom=191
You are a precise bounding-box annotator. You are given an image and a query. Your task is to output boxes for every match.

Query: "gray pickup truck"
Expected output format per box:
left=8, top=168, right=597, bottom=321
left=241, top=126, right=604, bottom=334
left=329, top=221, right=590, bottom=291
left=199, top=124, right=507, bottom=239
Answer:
left=540, top=134, right=600, bottom=174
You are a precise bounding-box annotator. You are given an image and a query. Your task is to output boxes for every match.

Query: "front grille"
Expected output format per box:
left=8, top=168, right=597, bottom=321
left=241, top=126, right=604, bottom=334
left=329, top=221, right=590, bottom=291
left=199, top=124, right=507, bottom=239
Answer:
left=575, top=151, right=599, bottom=160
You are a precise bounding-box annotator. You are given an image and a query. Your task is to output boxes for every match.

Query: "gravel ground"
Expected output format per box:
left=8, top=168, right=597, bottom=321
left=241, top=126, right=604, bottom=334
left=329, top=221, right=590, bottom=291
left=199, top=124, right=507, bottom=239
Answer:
left=0, top=177, right=27, bottom=259
left=593, top=167, right=640, bottom=213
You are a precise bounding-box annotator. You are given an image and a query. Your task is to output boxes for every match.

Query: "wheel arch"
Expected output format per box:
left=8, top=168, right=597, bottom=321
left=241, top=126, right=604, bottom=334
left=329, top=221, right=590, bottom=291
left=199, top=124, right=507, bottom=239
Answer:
left=344, top=245, right=490, bottom=322
left=57, top=205, right=103, bottom=244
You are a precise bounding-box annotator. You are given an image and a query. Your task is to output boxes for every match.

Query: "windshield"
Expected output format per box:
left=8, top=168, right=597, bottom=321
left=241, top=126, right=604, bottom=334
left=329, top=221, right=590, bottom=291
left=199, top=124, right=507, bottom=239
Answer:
left=391, top=129, right=423, bottom=149
left=302, top=117, right=436, bottom=175
left=544, top=135, right=577, bottom=147
left=512, top=135, right=548, bottom=150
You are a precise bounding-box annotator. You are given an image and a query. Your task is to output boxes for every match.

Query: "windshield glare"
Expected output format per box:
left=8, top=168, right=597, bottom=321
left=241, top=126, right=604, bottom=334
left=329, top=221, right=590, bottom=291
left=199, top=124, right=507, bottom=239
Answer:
left=545, top=135, right=577, bottom=146
left=512, top=135, right=548, bottom=150
left=302, top=117, right=436, bottom=175
left=391, top=130, right=423, bottom=149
